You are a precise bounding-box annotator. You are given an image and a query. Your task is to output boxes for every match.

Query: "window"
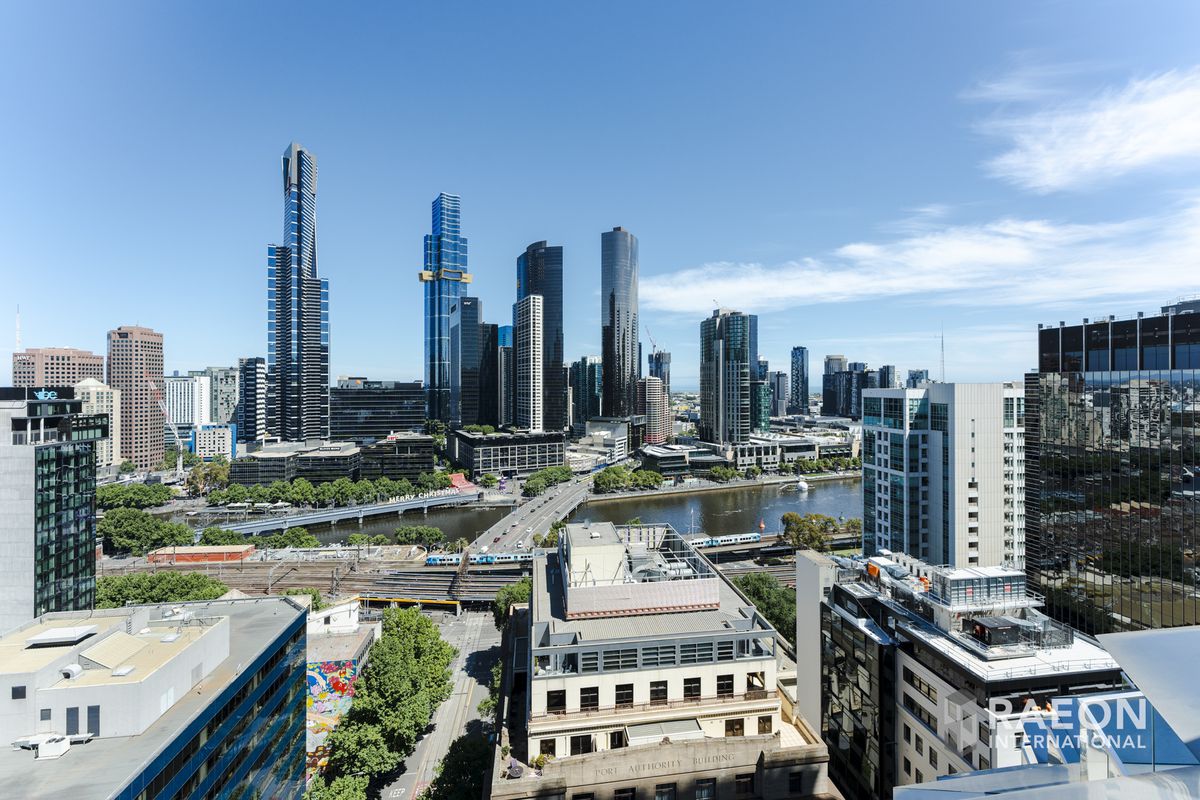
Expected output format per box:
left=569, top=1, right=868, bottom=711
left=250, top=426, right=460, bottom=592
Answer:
left=903, top=723, right=911, bottom=743
left=758, top=715, right=772, bottom=734
left=725, top=718, right=744, bottom=737
left=788, top=772, right=805, bottom=794
left=654, top=785, right=676, bottom=800
left=570, top=734, right=594, bottom=756
left=11, top=686, right=26, bottom=700
left=615, top=684, right=633, bottom=708
left=604, top=649, right=638, bottom=671
left=915, top=736, right=923, bottom=755
left=902, top=666, right=938, bottom=703
left=609, top=730, right=627, bottom=749
left=581, top=652, right=599, bottom=673
left=679, top=642, right=713, bottom=664
left=903, top=693, right=938, bottom=733
left=717, top=674, right=734, bottom=697
left=650, top=681, right=668, bottom=705
left=717, top=640, right=735, bottom=661
left=614, top=789, right=636, bottom=800
left=695, top=779, right=715, bottom=800
left=547, top=690, right=566, bottom=714
left=66, top=707, right=79, bottom=736
left=574, top=795, right=595, bottom=800
left=903, top=757, right=911, bottom=776
left=580, top=687, right=599, bottom=711
left=929, top=749, right=938, bottom=768
left=642, top=645, right=676, bottom=667
left=978, top=755, right=990, bottom=771
left=684, top=677, right=701, bottom=699
left=540, top=739, right=557, bottom=756
left=915, top=770, right=924, bottom=784
left=734, top=774, right=754, bottom=797
left=39, top=708, right=51, bottom=722
left=87, top=705, right=100, bottom=736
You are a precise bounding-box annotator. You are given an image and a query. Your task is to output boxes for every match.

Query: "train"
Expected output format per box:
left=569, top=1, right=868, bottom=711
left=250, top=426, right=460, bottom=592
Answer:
left=425, top=552, right=537, bottom=567
left=685, top=532, right=763, bottom=549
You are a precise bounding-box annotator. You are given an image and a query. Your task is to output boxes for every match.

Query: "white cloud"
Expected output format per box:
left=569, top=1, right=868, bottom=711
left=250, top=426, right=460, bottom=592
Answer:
left=980, top=67, right=1200, bottom=192
left=641, top=200, right=1200, bottom=315
left=962, top=58, right=1095, bottom=103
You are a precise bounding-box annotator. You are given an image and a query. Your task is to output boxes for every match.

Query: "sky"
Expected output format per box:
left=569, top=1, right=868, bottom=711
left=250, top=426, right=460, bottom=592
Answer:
left=2, top=2, right=1200, bottom=390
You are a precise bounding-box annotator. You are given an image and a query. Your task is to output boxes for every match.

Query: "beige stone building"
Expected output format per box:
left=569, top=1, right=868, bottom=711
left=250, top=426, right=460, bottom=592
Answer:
left=12, top=347, right=104, bottom=388
left=73, top=377, right=121, bottom=470
left=491, top=522, right=838, bottom=800
left=106, top=326, right=164, bottom=469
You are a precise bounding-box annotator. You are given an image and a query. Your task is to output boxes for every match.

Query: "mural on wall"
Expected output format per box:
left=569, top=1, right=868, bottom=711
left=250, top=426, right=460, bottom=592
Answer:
left=306, top=659, right=360, bottom=781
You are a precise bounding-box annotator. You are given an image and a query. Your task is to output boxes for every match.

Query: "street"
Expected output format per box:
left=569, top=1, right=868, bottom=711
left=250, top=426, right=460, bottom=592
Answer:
left=471, top=474, right=593, bottom=553
left=381, top=611, right=501, bottom=799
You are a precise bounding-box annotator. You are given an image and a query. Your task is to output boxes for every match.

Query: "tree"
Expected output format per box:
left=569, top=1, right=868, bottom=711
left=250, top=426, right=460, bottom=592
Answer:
left=449, top=537, right=470, bottom=553
left=477, top=473, right=499, bottom=489
left=708, top=466, right=739, bottom=482
left=291, top=478, right=318, bottom=507
left=733, top=573, right=796, bottom=643
left=593, top=465, right=632, bottom=493
left=323, top=720, right=401, bottom=779
left=781, top=512, right=835, bottom=552
left=493, top=577, right=532, bottom=629
left=522, top=476, right=548, bottom=497
left=199, top=527, right=247, bottom=546
left=96, top=483, right=173, bottom=510
left=395, top=525, right=445, bottom=547
left=281, top=587, right=325, bottom=611
left=262, top=527, right=320, bottom=549
left=347, top=533, right=370, bottom=547
left=96, top=572, right=229, bottom=608
left=305, top=775, right=369, bottom=800
left=624, top=517, right=643, bottom=525
left=743, top=465, right=762, bottom=480
left=98, top=508, right=192, bottom=555
left=118, top=460, right=136, bottom=474
left=631, top=470, right=664, bottom=491
left=417, top=733, right=492, bottom=800
left=843, top=517, right=863, bottom=538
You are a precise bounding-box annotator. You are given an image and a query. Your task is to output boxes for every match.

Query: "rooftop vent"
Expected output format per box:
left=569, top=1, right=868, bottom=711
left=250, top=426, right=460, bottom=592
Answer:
left=60, top=664, right=82, bottom=680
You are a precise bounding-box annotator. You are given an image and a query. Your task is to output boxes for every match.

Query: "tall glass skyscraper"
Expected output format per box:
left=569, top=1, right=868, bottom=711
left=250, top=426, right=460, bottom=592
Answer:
left=789, top=346, right=809, bottom=414
left=648, top=350, right=671, bottom=395
left=601, top=227, right=638, bottom=417
left=517, top=241, right=566, bottom=431
left=699, top=309, right=752, bottom=445
left=420, top=193, right=472, bottom=423
left=267, top=142, right=329, bottom=441
left=450, top=296, right=483, bottom=428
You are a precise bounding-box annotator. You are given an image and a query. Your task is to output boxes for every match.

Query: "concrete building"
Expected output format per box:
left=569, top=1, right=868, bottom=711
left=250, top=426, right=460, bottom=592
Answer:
left=12, top=347, right=104, bottom=388
left=515, top=294, right=544, bottom=432
left=799, top=551, right=1124, bottom=800
left=862, top=383, right=1026, bottom=569
left=879, top=364, right=898, bottom=390
left=906, top=369, right=930, bottom=389
left=163, top=373, right=211, bottom=448
left=0, top=387, right=107, bottom=632
left=236, top=356, right=268, bottom=443
left=449, top=428, right=565, bottom=478
left=699, top=308, right=753, bottom=445
left=229, top=440, right=361, bottom=485
left=769, top=370, right=788, bottom=418
left=518, top=241, right=567, bottom=432
left=186, top=366, right=238, bottom=425
left=824, top=365, right=877, bottom=420
left=189, top=423, right=235, bottom=462
left=821, top=355, right=847, bottom=414
left=578, top=418, right=631, bottom=462
left=0, top=598, right=306, bottom=799
left=73, top=378, right=120, bottom=471
left=636, top=375, right=670, bottom=445
left=106, top=325, right=164, bottom=469
left=490, top=522, right=836, bottom=800
left=359, top=432, right=437, bottom=481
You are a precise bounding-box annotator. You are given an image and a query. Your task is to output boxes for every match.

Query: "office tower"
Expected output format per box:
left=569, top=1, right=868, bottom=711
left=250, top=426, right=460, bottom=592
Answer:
left=806, top=551, right=1122, bottom=800
left=699, top=308, right=752, bottom=444
left=769, top=370, right=788, bottom=417
left=420, top=192, right=471, bottom=423
left=600, top=227, right=638, bottom=417
left=0, top=599, right=306, bottom=799
left=906, top=368, right=930, bottom=388
left=268, top=142, right=330, bottom=441
left=479, top=322, right=500, bottom=426
left=497, top=325, right=514, bottom=426
left=879, top=364, right=898, bottom=389
left=1026, top=302, right=1200, bottom=633
left=569, top=355, right=603, bottom=431
left=756, top=356, right=770, bottom=382
left=450, top=296, right=483, bottom=428
left=74, top=377, right=121, bottom=470
left=518, top=241, right=566, bottom=431
left=749, top=314, right=760, bottom=376
left=648, top=350, right=670, bottom=395
left=490, top=523, right=835, bottom=800
left=236, top=356, right=268, bottom=442
left=821, top=354, right=847, bottom=414
left=750, top=380, right=772, bottom=432
left=12, top=347, right=103, bottom=387
left=329, top=378, right=424, bottom=443
left=862, top=382, right=1025, bottom=568
left=0, top=387, right=107, bottom=631
left=825, top=354, right=848, bottom=374
left=636, top=376, right=670, bottom=445
left=825, top=366, right=878, bottom=419
left=164, top=373, right=212, bottom=429
left=107, top=325, right=164, bottom=469
left=189, top=366, right=238, bottom=424
left=515, top=295, right=544, bottom=431
left=789, top=346, right=809, bottom=414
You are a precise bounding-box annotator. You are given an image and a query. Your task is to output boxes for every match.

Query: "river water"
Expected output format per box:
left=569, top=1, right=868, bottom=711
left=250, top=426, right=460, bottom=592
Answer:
left=299, top=478, right=862, bottom=545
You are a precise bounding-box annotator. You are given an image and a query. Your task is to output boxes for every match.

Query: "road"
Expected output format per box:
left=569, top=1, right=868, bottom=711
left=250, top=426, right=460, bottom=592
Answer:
left=383, top=611, right=501, bottom=800
left=471, top=474, right=593, bottom=553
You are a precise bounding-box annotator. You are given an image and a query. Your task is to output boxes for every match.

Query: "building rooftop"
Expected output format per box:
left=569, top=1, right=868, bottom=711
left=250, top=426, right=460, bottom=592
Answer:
left=0, top=598, right=304, bottom=800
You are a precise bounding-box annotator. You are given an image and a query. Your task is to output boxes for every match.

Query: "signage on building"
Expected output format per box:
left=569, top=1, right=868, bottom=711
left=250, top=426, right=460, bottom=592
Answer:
left=0, top=387, right=76, bottom=401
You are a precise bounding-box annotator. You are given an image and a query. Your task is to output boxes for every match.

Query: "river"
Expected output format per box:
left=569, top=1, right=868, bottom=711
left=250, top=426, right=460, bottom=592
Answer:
left=296, top=478, right=862, bottom=545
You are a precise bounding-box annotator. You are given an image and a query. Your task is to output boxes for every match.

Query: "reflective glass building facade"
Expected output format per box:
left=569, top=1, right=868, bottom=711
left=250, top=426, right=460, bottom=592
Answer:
left=330, top=379, right=425, bottom=443
left=267, top=143, right=329, bottom=441
left=699, top=309, right=752, bottom=445
left=420, top=193, right=472, bottom=423
left=601, top=227, right=639, bottom=418
left=1026, top=302, right=1200, bottom=633
left=790, top=346, right=809, bottom=414
left=518, top=241, right=566, bottom=431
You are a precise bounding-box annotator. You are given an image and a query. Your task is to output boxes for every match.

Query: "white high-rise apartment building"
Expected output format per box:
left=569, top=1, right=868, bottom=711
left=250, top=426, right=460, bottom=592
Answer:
left=514, top=295, right=544, bottom=432
left=74, top=378, right=121, bottom=470
left=861, top=382, right=1025, bottom=569
left=163, top=374, right=212, bottom=435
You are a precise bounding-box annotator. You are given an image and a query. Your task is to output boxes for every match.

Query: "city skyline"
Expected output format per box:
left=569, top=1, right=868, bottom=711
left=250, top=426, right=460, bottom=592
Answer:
left=4, top=4, right=1200, bottom=390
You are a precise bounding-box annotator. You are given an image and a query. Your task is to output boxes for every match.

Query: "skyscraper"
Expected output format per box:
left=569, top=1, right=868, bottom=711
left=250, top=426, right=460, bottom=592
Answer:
left=164, top=373, right=212, bottom=444
left=570, top=355, right=603, bottom=430
left=751, top=379, right=772, bottom=432
left=74, top=377, right=121, bottom=471
left=236, top=357, right=268, bottom=443
left=699, top=309, right=752, bottom=445
left=497, top=325, right=514, bottom=426
left=789, top=346, right=809, bottom=414
left=769, top=370, right=788, bottom=417
left=12, top=347, right=104, bottom=387
left=420, top=193, right=471, bottom=423
left=514, top=295, right=544, bottom=432
left=648, top=350, right=671, bottom=396
left=450, top=296, right=483, bottom=428
left=821, top=354, right=847, bottom=414
left=1026, top=302, right=1200, bottom=633
left=518, top=241, right=566, bottom=431
left=479, top=322, right=500, bottom=427
left=906, top=369, right=930, bottom=388
left=878, top=364, right=898, bottom=389
left=636, top=376, right=671, bottom=445
left=601, top=227, right=638, bottom=417
left=329, top=378, right=425, bottom=442
left=190, top=366, right=238, bottom=425
left=268, top=142, right=329, bottom=441
left=107, top=325, right=164, bottom=469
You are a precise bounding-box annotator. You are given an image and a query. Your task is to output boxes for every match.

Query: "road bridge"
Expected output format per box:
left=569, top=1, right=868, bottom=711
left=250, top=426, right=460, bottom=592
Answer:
left=206, top=490, right=482, bottom=535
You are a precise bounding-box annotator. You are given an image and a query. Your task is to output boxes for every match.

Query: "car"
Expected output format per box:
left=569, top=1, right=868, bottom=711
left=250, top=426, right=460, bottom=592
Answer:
left=493, top=536, right=501, bottom=543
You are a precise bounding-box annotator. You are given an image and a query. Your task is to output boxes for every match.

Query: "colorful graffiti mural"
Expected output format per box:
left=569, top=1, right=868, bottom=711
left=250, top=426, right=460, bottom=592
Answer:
left=306, top=659, right=360, bottom=781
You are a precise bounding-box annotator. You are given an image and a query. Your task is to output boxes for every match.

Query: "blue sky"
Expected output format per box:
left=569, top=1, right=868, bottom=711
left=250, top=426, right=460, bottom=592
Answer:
left=3, top=2, right=1200, bottom=390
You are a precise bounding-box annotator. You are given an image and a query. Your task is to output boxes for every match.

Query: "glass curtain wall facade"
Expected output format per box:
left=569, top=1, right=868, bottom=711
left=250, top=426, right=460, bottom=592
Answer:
left=699, top=309, right=751, bottom=445
left=236, top=357, right=267, bottom=443
left=329, top=380, right=424, bottom=443
left=267, top=143, right=329, bottom=441
left=570, top=355, right=603, bottom=429
left=790, top=347, right=809, bottom=414
left=648, top=350, right=671, bottom=396
left=601, top=227, right=639, bottom=418
left=420, top=193, right=472, bottom=423
left=518, top=241, right=566, bottom=431
left=1026, top=304, right=1200, bottom=633
left=497, top=326, right=514, bottom=426
left=450, top=296, right=483, bottom=428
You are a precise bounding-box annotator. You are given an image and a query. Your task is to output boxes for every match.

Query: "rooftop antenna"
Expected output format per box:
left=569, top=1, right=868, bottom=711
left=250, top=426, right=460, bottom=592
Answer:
left=939, top=324, right=945, bottom=383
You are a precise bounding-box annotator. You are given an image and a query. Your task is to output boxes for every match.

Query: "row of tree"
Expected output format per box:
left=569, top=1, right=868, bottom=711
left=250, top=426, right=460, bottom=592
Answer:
left=733, top=572, right=796, bottom=643
left=197, top=526, right=321, bottom=549
left=205, top=472, right=453, bottom=508
left=96, top=571, right=230, bottom=608
left=521, top=466, right=573, bottom=497
left=305, top=609, right=457, bottom=800
left=99, top=508, right=194, bottom=555
left=592, top=466, right=665, bottom=494
left=96, top=482, right=175, bottom=510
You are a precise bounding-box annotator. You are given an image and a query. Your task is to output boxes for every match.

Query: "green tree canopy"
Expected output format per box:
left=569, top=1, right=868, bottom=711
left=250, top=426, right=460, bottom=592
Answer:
left=708, top=466, right=739, bottom=482
left=593, top=465, right=632, bottom=493
left=96, top=572, right=228, bottom=608
left=281, top=587, right=325, bottom=611
left=394, top=525, right=446, bottom=547
left=733, top=572, right=796, bottom=644
left=96, top=482, right=174, bottom=510
left=477, top=473, right=499, bottom=489
left=198, top=527, right=247, bottom=546
left=781, top=512, right=835, bottom=552
left=99, top=508, right=193, bottom=555
left=261, top=527, right=320, bottom=549
left=493, top=577, right=533, bottom=630
left=630, top=470, right=664, bottom=491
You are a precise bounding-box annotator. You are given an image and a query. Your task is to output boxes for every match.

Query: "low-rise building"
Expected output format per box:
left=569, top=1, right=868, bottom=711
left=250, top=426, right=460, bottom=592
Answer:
left=359, top=432, right=436, bottom=481
left=146, top=544, right=255, bottom=563
left=229, top=440, right=361, bottom=485
left=449, top=428, right=565, bottom=478
left=189, top=423, right=236, bottom=462
left=0, top=598, right=306, bottom=799
left=491, top=522, right=837, bottom=800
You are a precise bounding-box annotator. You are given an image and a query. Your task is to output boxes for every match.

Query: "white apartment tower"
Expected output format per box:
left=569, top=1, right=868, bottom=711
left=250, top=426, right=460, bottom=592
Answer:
left=514, top=295, right=544, bottom=432
left=163, top=374, right=212, bottom=447
left=861, top=382, right=1025, bottom=569
left=73, top=378, right=121, bottom=470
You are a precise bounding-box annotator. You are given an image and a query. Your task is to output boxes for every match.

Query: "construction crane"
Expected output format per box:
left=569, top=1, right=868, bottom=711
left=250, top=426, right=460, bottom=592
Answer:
left=643, top=325, right=659, bottom=354
left=145, top=371, right=185, bottom=481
